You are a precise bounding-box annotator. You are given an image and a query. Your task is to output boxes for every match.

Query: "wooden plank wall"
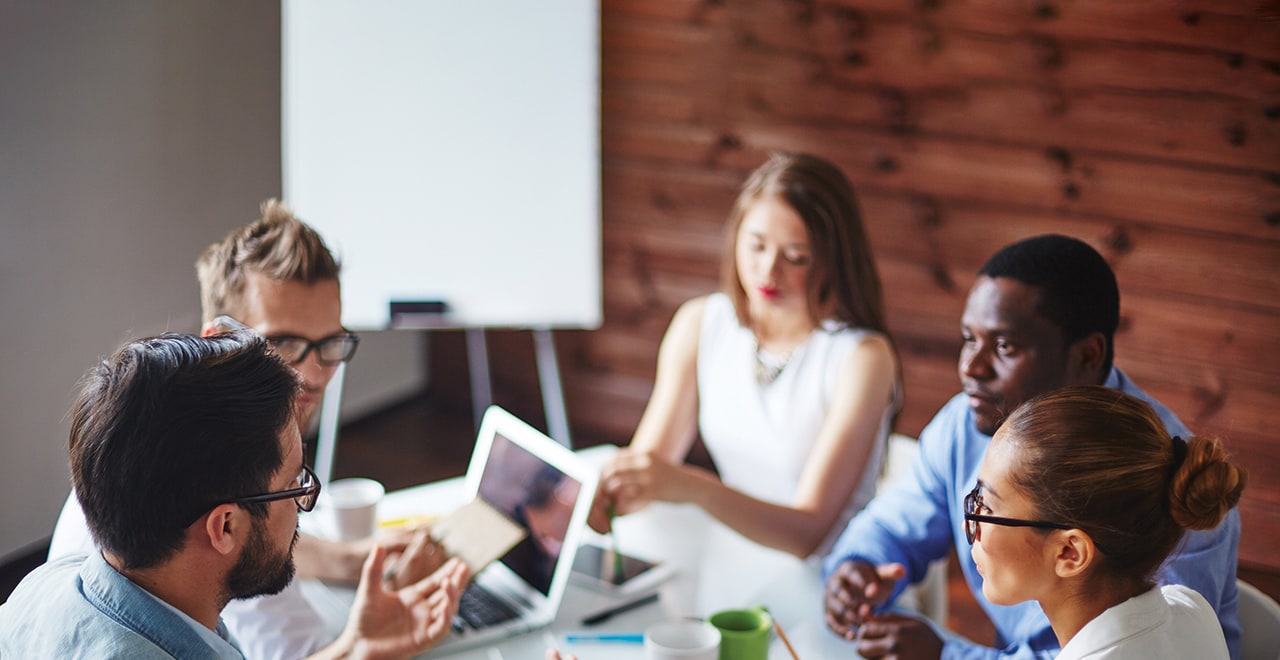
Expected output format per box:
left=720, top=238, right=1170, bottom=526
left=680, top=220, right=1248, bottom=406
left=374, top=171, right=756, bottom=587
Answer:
left=429, top=0, right=1280, bottom=572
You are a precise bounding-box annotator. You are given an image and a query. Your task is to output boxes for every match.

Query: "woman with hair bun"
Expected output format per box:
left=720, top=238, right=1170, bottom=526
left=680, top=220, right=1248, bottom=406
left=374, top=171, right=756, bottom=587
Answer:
left=966, top=385, right=1245, bottom=659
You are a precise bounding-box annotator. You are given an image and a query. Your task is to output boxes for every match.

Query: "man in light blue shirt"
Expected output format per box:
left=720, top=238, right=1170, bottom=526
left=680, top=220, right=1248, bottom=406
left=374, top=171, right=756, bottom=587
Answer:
left=822, top=235, right=1241, bottom=660
left=0, top=333, right=467, bottom=658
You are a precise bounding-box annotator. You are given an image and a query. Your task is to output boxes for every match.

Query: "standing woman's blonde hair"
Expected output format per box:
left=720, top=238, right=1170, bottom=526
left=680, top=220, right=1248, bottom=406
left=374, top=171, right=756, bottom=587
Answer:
left=720, top=152, right=886, bottom=333
left=1001, top=386, right=1246, bottom=590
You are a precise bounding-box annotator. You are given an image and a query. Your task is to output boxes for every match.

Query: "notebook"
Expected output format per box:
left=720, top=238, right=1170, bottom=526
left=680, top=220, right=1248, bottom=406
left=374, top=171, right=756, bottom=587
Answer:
left=429, top=405, right=598, bottom=654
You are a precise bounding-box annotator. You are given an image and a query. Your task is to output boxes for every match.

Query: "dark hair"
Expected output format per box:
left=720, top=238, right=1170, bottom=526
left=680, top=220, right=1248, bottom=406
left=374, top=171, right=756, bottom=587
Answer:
left=721, top=152, right=887, bottom=333
left=196, top=198, right=341, bottom=324
left=978, top=234, right=1119, bottom=372
left=1001, top=386, right=1246, bottom=588
left=69, top=333, right=299, bottom=569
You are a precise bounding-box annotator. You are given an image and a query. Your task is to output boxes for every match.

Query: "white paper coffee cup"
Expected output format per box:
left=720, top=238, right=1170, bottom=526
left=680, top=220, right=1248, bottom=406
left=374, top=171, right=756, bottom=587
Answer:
left=323, top=477, right=384, bottom=541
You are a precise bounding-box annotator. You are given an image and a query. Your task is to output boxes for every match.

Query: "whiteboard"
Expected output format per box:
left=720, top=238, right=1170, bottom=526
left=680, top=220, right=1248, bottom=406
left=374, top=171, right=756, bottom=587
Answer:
left=282, top=0, right=601, bottom=330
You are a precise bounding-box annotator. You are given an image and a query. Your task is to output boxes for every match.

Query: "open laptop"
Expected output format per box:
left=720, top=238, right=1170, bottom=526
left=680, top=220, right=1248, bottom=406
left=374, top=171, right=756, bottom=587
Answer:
left=429, top=405, right=598, bottom=655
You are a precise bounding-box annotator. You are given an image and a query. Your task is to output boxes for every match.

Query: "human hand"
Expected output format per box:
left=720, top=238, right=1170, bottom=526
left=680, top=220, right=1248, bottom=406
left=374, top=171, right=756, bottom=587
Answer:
left=600, top=449, right=685, bottom=513
left=382, top=527, right=447, bottom=591
left=586, top=481, right=615, bottom=534
left=340, top=546, right=468, bottom=660
left=294, top=533, right=382, bottom=583
left=325, top=526, right=423, bottom=584
left=824, top=560, right=906, bottom=638
left=851, top=613, right=943, bottom=660
left=545, top=649, right=577, bottom=660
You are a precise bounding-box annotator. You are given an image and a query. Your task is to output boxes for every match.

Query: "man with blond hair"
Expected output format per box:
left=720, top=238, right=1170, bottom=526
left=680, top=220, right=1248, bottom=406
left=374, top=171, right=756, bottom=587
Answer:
left=49, top=200, right=442, bottom=659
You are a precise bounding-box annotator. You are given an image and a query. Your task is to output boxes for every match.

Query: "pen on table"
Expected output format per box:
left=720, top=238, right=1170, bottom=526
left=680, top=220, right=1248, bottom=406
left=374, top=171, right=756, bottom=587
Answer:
left=563, top=632, right=645, bottom=644
left=580, top=592, right=660, bottom=626
left=378, top=514, right=437, bottom=528
left=773, top=618, right=800, bottom=660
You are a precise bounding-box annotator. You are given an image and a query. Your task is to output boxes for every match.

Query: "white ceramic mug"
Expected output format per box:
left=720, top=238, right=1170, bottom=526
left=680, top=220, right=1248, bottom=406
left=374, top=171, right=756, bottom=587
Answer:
left=644, top=618, right=720, bottom=660
left=324, top=478, right=384, bottom=541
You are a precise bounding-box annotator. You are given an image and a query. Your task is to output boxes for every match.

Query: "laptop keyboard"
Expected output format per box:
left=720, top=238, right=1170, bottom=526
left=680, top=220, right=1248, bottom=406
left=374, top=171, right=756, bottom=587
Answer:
left=456, top=583, right=521, bottom=630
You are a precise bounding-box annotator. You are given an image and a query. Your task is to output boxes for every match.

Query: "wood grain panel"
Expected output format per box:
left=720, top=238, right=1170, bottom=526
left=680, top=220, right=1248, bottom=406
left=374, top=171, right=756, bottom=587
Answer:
left=858, top=201, right=1280, bottom=310
left=1117, top=297, right=1280, bottom=382
left=818, top=0, right=1280, bottom=60
left=1120, top=358, right=1280, bottom=441
left=897, top=353, right=965, bottom=437
left=607, top=119, right=1280, bottom=241
left=438, top=0, right=1280, bottom=574
left=568, top=325, right=663, bottom=380
left=1240, top=498, right=1280, bottom=571
left=562, top=369, right=652, bottom=441
left=603, top=161, right=742, bottom=224
left=604, top=84, right=704, bottom=125
left=604, top=0, right=728, bottom=25
left=730, top=11, right=1276, bottom=99
left=736, top=79, right=1280, bottom=171
left=877, top=256, right=971, bottom=339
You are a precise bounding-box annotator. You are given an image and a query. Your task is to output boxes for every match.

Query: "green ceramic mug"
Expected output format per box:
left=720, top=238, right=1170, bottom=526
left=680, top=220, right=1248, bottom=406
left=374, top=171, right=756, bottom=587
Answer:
left=707, top=606, right=771, bottom=660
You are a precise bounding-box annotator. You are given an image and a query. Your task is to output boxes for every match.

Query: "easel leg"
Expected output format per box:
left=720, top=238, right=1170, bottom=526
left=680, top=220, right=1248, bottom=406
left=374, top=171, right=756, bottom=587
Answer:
left=465, top=328, right=492, bottom=435
left=534, top=327, right=571, bottom=447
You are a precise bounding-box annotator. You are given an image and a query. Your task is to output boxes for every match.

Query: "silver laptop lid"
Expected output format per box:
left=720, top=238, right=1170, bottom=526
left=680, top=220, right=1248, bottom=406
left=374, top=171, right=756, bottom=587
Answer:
left=463, top=405, right=597, bottom=616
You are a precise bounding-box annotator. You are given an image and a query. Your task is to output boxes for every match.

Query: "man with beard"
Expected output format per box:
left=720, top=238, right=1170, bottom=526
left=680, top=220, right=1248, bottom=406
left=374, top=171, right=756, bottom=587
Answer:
left=0, top=333, right=466, bottom=658
left=821, top=235, right=1241, bottom=659
left=48, top=200, right=442, bottom=658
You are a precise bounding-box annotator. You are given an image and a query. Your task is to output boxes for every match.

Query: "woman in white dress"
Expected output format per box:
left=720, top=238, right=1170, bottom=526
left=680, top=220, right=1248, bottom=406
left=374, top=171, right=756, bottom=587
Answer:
left=593, top=152, right=900, bottom=557
left=968, top=386, right=1245, bottom=659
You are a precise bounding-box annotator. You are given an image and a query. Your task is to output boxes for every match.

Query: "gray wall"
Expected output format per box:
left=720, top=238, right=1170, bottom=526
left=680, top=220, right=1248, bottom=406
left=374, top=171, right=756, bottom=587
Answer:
left=0, top=2, right=422, bottom=560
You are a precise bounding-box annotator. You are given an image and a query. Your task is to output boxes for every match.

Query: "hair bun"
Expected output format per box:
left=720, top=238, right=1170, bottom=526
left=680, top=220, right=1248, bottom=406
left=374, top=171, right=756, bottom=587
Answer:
left=1168, top=436, right=1246, bottom=530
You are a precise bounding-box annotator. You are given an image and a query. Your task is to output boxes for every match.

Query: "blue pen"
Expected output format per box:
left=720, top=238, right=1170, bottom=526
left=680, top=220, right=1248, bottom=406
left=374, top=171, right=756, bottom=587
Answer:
left=564, top=633, right=644, bottom=644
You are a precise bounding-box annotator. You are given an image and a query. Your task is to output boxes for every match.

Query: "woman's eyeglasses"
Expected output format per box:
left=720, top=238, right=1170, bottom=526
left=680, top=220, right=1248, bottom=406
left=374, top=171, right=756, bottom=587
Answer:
left=963, top=482, right=1072, bottom=545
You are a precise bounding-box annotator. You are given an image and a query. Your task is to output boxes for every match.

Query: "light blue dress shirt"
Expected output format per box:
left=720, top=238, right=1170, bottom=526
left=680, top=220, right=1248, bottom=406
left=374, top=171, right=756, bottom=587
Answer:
left=0, top=551, right=244, bottom=659
left=822, top=368, right=1242, bottom=660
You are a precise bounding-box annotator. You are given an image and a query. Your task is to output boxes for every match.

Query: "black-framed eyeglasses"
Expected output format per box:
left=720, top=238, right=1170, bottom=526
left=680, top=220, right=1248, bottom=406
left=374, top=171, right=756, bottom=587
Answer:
left=210, top=315, right=359, bottom=367
left=963, top=482, right=1072, bottom=545
left=221, top=465, right=321, bottom=513
left=187, top=465, right=322, bottom=526
left=264, top=333, right=360, bottom=366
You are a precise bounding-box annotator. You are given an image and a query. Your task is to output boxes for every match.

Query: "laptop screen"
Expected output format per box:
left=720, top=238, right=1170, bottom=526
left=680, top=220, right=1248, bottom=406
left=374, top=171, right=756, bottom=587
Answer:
left=477, top=432, right=583, bottom=596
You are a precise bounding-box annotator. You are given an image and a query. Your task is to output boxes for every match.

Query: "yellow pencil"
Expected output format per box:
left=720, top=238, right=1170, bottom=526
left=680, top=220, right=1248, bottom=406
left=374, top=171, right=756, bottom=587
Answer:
left=378, top=513, right=438, bottom=529
left=774, top=618, right=800, bottom=660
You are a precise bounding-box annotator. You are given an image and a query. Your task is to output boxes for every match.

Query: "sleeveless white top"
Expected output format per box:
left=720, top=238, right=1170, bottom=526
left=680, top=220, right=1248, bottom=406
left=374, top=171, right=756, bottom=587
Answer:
left=696, top=293, right=896, bottom=555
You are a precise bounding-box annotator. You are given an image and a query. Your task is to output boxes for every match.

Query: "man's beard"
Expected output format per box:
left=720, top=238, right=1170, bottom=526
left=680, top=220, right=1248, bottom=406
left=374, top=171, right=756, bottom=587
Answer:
left=225, top=518, right=298, bottom=601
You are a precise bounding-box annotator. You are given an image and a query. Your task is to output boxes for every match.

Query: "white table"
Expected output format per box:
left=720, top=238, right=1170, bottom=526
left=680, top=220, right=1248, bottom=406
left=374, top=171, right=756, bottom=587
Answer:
left=301, top=446, right=862, bottom=659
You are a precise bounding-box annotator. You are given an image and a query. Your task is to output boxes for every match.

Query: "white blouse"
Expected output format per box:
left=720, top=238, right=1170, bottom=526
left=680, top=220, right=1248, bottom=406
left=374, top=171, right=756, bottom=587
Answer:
left=695, top=293, right=895, bottom=555
left=1058, top=584, right=1229, bottom=660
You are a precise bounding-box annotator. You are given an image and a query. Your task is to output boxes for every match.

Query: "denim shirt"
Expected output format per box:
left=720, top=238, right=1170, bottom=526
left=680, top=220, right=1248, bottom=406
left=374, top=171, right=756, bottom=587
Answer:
left=49, top=491, right=332, bottom=660
left=822, top=368, right=1242, bottom=660
left=0, top=552, right=243, bottom=659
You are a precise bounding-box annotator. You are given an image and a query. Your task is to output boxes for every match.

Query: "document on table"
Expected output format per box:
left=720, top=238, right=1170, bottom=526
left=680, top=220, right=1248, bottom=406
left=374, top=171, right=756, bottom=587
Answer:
left=432, top=497, right=527, bottom=574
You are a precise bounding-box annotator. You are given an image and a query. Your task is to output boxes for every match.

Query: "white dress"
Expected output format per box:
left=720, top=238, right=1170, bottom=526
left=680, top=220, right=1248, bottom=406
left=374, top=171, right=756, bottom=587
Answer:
left=1057, top=584, right=1229, bottom=659
left=696, top=293, right=896, bottom=555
